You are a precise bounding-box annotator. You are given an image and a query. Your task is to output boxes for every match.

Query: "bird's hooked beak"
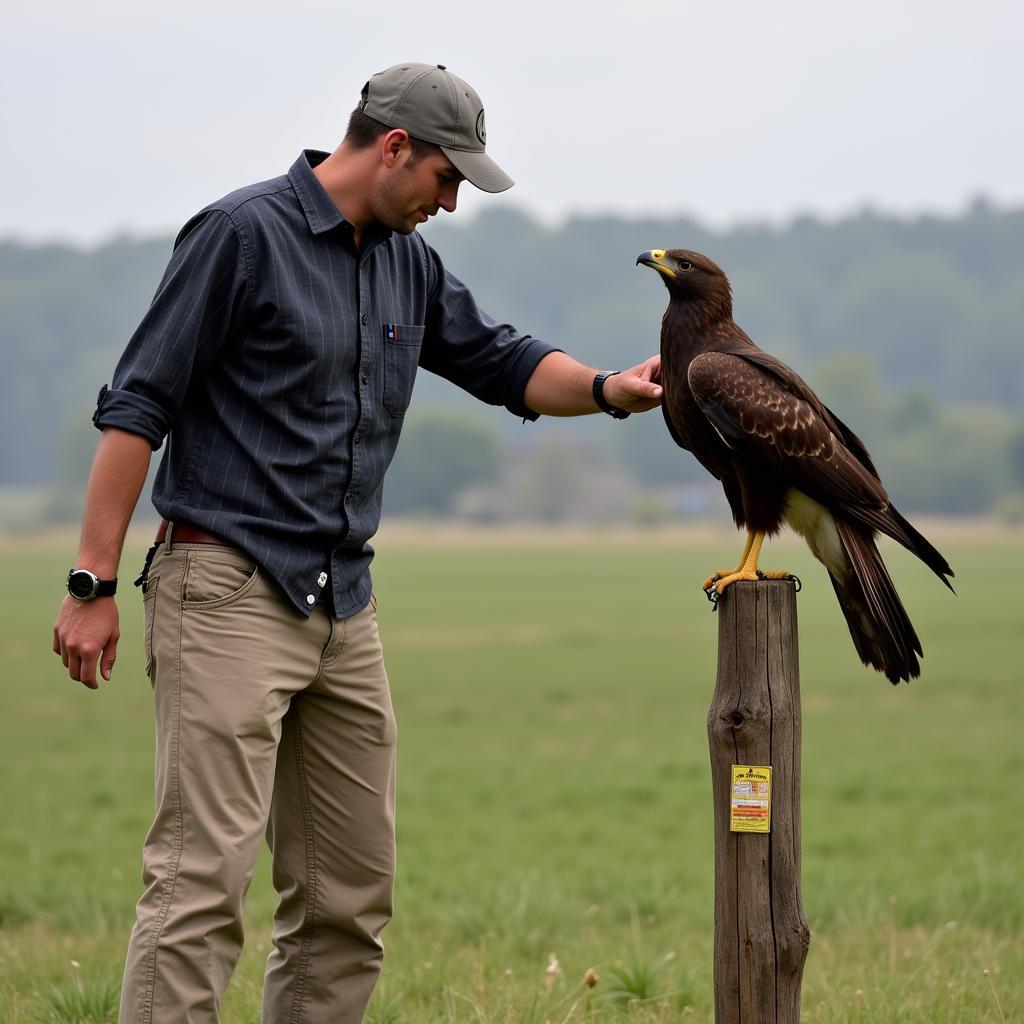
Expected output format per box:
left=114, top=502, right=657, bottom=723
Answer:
left=636, top=249, right=676, bottom=279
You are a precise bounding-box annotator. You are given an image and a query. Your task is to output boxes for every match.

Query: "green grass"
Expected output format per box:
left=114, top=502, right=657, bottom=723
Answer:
left=32, top=973, right=120, bottom=1024
left=1, top=526, right=1022, bottom=1022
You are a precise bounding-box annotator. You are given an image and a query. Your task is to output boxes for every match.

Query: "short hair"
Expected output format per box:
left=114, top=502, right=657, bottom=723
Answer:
left=344, top=108, right=441, bottom=164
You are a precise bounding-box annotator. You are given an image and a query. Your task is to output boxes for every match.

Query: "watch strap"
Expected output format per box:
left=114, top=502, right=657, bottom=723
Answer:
left=592, top=371, right=631, bottom=420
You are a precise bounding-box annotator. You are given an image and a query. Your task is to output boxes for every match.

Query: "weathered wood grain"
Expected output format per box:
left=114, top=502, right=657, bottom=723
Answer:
left=707, top=580, right=810, bottom=1023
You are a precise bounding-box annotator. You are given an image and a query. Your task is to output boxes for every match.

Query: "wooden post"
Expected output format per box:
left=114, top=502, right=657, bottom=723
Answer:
left=707, top=580, right=810, bottom=1023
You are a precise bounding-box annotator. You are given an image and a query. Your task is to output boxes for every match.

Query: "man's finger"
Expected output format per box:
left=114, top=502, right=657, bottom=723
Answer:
left=100, top=637, right=118, bottom=682
left=79, top=645, right=100, bottom=688
left=630, top=355, right=661, bottom=381
left=624, top=378, right=663, bottom=398
left=52, top=626, right=61, bottom=656
left=68, top=653, right=82, bottom=681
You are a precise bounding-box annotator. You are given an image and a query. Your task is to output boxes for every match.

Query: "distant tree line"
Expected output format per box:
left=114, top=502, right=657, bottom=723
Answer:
left=1, top=199, right=1021, bottom=519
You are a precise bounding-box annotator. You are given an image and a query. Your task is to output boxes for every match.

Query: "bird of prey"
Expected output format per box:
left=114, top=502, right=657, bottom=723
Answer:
left=637, top=248, right=954, bottom=683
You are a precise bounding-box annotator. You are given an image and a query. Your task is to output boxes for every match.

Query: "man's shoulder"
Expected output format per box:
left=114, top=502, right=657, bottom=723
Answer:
left=201, top=173, right=295, bottom=223
left=173, top=172, right=299, bottom=250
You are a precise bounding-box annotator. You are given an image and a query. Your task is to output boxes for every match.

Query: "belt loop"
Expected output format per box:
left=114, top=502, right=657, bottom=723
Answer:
left=166, top=520, right=175, bottom=552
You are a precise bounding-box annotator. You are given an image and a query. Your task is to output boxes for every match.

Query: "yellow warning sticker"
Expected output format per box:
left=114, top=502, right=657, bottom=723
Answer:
left=730, top=765, right=772, bottom=833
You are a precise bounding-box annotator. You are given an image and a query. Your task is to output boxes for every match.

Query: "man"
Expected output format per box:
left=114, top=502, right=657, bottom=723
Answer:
left=52, top=63, right=662, bottom=1023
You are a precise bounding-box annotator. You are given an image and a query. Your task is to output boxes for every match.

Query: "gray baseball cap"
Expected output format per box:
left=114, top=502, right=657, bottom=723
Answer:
left=358, top=62, right=514, bottom=193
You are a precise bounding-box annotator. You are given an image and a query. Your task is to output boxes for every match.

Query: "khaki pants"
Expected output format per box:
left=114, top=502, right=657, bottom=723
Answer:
left=119, top=541, right=397, bottom=1024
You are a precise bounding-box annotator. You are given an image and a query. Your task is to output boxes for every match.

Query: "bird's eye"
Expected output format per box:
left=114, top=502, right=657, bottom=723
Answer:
left=678, top=260, right=693, bottom=272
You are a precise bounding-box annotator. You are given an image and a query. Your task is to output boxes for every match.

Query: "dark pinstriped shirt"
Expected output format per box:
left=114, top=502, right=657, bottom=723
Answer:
left=94, top=150, right=558, bottom=618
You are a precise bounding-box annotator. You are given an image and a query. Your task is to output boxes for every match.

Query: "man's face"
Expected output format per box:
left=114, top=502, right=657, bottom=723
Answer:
left=373, top=146, right=465, bottom=234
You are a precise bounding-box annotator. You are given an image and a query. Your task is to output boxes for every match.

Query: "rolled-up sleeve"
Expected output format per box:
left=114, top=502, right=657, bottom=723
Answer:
left=92, top=209, right=250, bottom=448
left=419, top=241, right=559, bottom=421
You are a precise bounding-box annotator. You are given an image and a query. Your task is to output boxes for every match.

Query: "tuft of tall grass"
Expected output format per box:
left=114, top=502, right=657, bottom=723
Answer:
left=597, top=910, right=691, bottom=1011
left=33, top=972, right=119, bottom=1024
left=600, top=949, right=677, bottom=1007
left=367, top=986, right=406, bottom=1024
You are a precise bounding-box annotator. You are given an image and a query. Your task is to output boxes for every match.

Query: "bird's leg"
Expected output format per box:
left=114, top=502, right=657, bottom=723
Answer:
left=703, top=531, right=754, bottom=592
left=708, top=532, right=794, bottom=599
left=714, top=531, right=767, bottom=595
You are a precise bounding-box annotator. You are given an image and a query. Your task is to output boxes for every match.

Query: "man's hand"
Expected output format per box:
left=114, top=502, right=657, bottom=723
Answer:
left=53, top=596, right=120, bottom=689
left=50, top=426, right=152, bottom=692
left=603, top=354, right=663, bottom=413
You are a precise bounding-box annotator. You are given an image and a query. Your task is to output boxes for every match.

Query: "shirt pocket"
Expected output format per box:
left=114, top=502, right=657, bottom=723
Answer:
left=382, top=323, right=425, bottom=418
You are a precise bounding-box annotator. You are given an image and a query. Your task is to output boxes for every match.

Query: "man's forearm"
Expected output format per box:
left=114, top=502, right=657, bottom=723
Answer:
left=523, top=351, right=663, bottom=417
left=76, top=428, right=154, bottom=577
left=523, top=352, right=600, bottom=416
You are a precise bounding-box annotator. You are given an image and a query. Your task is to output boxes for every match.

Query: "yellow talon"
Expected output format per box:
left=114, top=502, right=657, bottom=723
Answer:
left=712, top=568, right=762, bottom=594
left=704, top=569, right=739, bottom=591
left=702, top=532, right=755, bottom=593
left=704, top=531, right=793, bottom=598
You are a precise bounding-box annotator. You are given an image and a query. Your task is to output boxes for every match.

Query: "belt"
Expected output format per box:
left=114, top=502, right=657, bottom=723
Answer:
left=155, top=519, right=229, bottom=546
left=135, top=520, right=231, bottom=589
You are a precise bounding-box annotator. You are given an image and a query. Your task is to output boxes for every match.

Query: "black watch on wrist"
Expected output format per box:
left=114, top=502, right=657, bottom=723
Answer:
left=592, top=370, right=631, bottom=420
left=67, top=569, right=117, bottom=601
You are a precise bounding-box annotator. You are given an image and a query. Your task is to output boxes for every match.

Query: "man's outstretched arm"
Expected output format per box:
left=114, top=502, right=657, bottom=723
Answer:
left=523, top=351, right=662, bottom=417
left=52, top=427, right=153, bottom=690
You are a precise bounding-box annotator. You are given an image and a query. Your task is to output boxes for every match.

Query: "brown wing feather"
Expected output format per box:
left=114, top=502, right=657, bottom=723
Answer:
left=688, top=351, right=888, bottom=511
left=720, top=342, right=882, bottom=478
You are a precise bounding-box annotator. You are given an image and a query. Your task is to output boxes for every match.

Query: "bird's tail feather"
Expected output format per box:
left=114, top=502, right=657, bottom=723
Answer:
left=831, top=518, right=923, bottom=684
left=855, top=504, right=955, bottom=593
left=886, top=506, right=956, bottom=592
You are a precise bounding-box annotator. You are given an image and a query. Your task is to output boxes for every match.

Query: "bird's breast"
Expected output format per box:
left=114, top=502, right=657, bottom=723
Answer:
left=661, top=343, right=735, bottom=470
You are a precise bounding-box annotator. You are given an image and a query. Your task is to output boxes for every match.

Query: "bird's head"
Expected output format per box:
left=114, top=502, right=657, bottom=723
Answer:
left=636, top=248, right=733, bottom=321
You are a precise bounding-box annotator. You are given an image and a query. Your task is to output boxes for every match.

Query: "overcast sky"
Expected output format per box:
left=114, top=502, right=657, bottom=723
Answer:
left=2, top=0, right=1020, bottom=245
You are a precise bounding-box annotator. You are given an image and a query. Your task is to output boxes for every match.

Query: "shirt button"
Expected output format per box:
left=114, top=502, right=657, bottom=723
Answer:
left=361, top=374, right=369, bottom=385
left=360, top=313, right=368, bottom=326
left=354, top=434, right=361, bottom=445
left=317, top=572, right=328, bottom=586
left=305, top=594, right=316, bottom=606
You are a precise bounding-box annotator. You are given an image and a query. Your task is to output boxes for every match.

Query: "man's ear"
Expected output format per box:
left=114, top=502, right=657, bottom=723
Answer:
left=381, top=128, right=410, bottom=169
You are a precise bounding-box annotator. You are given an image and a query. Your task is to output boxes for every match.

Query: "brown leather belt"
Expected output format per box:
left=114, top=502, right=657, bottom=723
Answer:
left=155, top=519, right=229, bottom=546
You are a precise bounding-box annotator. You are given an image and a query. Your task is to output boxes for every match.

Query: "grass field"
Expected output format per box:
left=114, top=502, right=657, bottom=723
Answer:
left=1, top=525, right=1022, bottom=1022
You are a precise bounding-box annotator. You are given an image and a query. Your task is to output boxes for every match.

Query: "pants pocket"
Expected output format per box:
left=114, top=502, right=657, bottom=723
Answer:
left=142, top=576, right=160, bottom=677
left=181, top=550, right=260, bottom=610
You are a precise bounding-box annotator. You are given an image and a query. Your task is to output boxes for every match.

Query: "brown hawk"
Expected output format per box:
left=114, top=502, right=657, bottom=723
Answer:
left=637, top=248, right=954, bottom=683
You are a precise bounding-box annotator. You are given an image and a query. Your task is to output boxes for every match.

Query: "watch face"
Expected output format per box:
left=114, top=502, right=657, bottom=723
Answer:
left=68, top=570, right=99, bottom=600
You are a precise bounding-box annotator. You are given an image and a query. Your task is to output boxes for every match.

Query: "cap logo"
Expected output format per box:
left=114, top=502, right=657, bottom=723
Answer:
left=475, top=109, right=487, bottom=145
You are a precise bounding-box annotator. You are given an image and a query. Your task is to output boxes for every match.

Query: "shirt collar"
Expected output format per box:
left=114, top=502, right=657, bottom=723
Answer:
left=288, top=149, right=393, bottom=248
left=289, top=150, right=346, bottom=235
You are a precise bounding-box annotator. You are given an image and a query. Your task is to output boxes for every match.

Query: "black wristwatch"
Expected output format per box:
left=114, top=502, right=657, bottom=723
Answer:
left=592, top=370, right=631, bottom=420
left=67, top=569, right=118, bottom=601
